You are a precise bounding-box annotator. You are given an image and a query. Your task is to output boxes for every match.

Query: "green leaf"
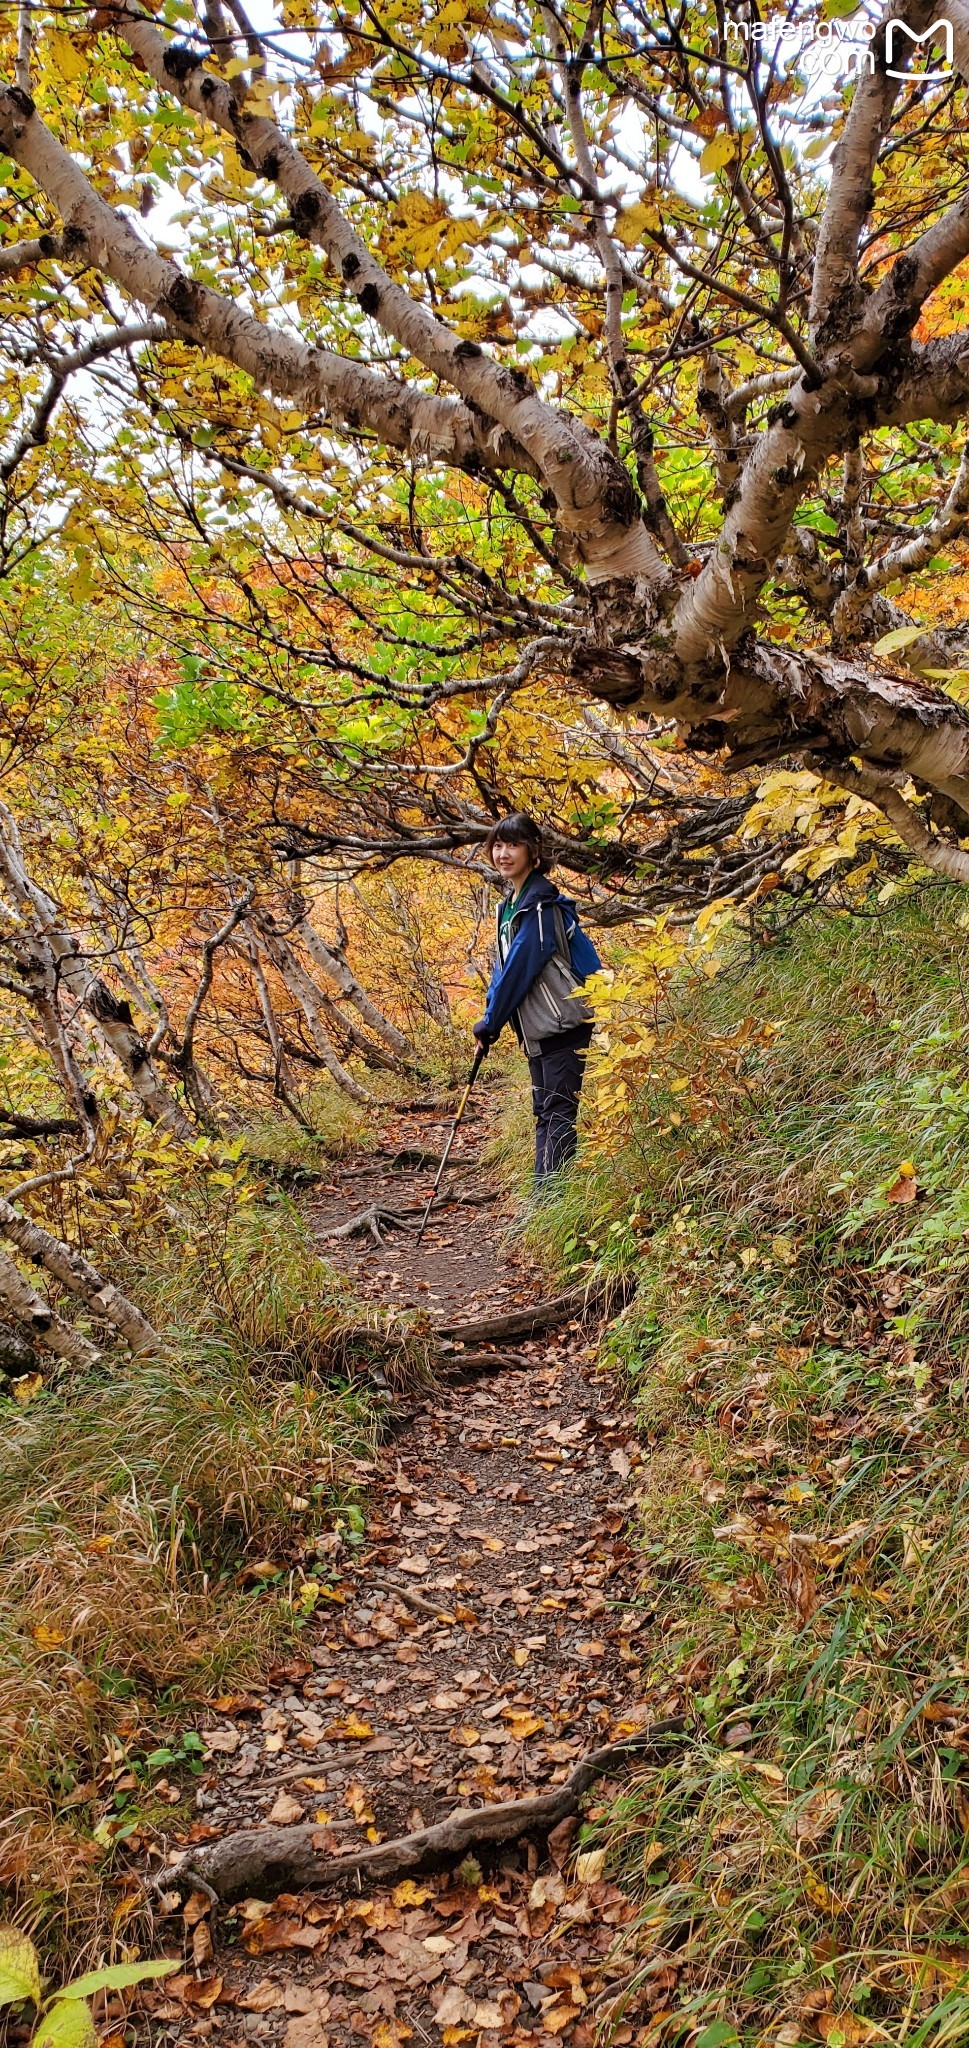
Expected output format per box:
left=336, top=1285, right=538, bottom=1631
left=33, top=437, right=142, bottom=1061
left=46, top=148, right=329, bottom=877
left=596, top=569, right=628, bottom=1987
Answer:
left=695, top=2027, right=741, bottom=2048
left=31, top=2000, right=96, bottom=2048
left=795, top=508, right=839, bottom=536
left=0, top=1925, right=42, bottom=2009
left=804, top=134, right=830, bottom=159
left=59, top=1960, right=179, bottom=2002
left=872, top=625, right=924, bottom=655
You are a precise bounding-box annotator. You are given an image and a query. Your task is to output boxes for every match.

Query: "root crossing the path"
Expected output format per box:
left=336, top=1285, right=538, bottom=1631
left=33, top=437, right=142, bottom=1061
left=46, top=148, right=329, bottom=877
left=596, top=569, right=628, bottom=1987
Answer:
left=143, top=1086, right=661, bottom=2048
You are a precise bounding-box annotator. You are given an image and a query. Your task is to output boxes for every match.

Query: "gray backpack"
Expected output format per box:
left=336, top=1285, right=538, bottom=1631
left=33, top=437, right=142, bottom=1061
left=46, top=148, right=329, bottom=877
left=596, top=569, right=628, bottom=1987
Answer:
left=499, top=899, right=594, bottom=1056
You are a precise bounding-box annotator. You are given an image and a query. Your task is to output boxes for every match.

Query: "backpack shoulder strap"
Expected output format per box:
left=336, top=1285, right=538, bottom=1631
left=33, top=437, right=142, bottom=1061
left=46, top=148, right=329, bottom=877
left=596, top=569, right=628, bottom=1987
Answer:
left=551, top=902, right=575, bottom=969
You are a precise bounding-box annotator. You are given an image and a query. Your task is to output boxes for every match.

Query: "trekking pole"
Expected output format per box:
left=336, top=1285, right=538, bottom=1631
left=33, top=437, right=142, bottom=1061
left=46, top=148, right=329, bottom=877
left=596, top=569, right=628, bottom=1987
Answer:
left=415, top=1043, right=487, bottom=1247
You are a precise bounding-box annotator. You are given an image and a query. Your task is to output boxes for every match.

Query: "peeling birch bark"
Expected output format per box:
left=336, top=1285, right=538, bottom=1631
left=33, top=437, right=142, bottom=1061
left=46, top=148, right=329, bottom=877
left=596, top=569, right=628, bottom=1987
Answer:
left=0, top=1247, right=100, bottom=1369
left=110, top=8, right=662, bottom=573
left=0, top=88, right=528, bottom=482
left=0, top=1199, right=163, bottom=1356
left=294, top=919, right=419, bottom=1069
left=0, top=801, right=193, bottom=1139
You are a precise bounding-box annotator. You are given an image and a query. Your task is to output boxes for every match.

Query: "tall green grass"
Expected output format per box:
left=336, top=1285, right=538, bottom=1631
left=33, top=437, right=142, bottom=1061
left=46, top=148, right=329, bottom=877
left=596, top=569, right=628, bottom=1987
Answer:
left=535, top=891, right=969, bottom=2046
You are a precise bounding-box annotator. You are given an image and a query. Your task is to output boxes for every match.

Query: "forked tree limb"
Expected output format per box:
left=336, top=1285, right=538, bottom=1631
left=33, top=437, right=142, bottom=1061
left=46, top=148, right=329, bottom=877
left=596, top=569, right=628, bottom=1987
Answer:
left=188, top=1720, right=687, bottom=1901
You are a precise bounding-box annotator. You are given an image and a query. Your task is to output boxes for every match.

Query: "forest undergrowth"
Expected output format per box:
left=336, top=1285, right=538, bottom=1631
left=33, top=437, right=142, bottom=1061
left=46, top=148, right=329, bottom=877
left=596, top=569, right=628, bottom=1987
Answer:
left=524, top=888, right=969, bottom=2047
left=0, top=1154, right=428, bottom=1960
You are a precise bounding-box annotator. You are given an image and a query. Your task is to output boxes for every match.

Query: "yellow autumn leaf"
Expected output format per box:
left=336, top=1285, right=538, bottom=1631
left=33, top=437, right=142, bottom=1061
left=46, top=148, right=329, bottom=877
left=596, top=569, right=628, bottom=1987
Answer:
left=12, top=1374, right=43, bottom=1405
left=801, top=1870, right=842, bottom=1913
left=372, top=2023, right=413, bottom=2048
left=392, top=1880, right=435, bottom=1906
left=32, top=1625, right=67, bottom=1650
left=503, top=1709, right=544, bottom=1740
left=50, top=35, right=86, bottom=81
left=325, top=1714, right=373, bottom=1741
left=700, top=132, right=737, bottom=175
left=345, top=1780, right=375, bottom=1823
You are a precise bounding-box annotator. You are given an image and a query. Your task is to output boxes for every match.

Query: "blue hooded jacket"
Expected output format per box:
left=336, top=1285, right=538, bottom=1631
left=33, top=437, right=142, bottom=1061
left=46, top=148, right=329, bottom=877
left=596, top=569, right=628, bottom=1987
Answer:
left=480, top=873, right=601, bottom=1044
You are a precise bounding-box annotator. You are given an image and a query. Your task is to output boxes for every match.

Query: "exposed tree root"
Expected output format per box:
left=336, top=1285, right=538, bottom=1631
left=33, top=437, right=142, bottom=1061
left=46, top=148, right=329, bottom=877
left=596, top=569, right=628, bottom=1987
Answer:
left=321, top=1191, right=494, bottom=1243
left=437, top=1347, right=532, bottom=1378
left=188, top=1720, right=686, bottom=1902
left=437, top=1276, right=637, bottom=1346
left=375, top=1146, right=442, bottom=1169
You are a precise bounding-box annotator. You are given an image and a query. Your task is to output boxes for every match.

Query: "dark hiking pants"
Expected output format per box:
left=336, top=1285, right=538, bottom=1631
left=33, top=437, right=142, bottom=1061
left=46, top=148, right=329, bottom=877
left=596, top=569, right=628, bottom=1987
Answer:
left=527, top=1031, right=591, bottom=1181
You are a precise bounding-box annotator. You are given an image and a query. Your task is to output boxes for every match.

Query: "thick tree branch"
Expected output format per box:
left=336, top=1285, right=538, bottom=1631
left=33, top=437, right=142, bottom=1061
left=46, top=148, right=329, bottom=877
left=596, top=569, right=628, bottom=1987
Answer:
left=814, top=757, right=969, bottom=882
left=809, top=0, right=933, bottom=353
left=109, top=5, right=664, bottom=577
left=0, top=88, right=533, bottom=484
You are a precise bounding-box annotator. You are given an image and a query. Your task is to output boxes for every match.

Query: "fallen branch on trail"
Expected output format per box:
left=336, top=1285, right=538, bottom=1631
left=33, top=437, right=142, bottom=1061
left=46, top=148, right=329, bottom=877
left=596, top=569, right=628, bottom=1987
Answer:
left=364, top=1570, right=456, bottom=1618
left=186, top=1719, right=686, bottom=1902
left=437, top=1276, right=637, bottom=1347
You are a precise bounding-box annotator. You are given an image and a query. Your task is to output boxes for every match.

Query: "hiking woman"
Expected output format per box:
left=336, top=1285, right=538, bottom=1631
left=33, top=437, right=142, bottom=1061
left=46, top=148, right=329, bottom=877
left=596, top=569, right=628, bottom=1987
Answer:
left=473, top=814, right=601, bottom=1181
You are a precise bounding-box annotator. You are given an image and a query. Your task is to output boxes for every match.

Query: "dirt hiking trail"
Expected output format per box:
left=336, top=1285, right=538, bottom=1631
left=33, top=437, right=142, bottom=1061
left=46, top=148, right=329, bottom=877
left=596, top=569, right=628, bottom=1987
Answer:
left=146, top=1086, right=663, bottom=2048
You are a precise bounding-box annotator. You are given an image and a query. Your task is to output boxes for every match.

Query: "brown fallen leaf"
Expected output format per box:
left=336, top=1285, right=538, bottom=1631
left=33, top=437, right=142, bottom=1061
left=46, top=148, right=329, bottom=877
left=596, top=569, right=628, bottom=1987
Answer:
left=201, top=1725, right=241, bottom=1755
left=886, top=1173, right=917, bottom=1205
left=283, top=2009, right=331, bottom=2048
left=470, top=2001, right=504, bottom=2030
left=240, top=1979, right=285, bottom=2012
left=542, top=2004, right=582, bottom=2036
left=529, top=1871, right=567, bottom=1908
left=817, top=2014, right=876, bottom=2045
left=270, top=1790, right=305, bottom=1825
left=547, top=1815, right=577, bottom=1867
left=244, top=1915, right=322, bottom=1956
left=434, top=1987, right=476, bottom=2026
left=346, top=1780, right=376, bottom=1824
left=180, top=1975, right=223, bottom=2009
left=192, top=1919, right=214, bottom=1968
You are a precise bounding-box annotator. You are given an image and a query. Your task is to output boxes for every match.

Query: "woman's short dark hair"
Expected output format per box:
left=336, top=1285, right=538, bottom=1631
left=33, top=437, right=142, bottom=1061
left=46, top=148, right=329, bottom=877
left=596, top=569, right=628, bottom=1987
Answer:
left=482, top=812, right=551, bottom=874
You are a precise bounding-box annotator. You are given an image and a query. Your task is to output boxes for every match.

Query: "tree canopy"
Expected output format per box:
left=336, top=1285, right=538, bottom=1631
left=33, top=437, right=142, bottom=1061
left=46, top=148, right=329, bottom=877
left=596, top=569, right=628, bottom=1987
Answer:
left=3, top=0, right=969, bottom=887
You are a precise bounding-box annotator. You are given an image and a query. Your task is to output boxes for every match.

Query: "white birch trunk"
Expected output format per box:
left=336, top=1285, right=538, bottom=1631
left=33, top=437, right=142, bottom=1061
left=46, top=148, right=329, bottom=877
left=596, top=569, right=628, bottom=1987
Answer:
left=0, top=1198, right=164, bottom=1356
left=0, top=1247, right=100, bottom=1369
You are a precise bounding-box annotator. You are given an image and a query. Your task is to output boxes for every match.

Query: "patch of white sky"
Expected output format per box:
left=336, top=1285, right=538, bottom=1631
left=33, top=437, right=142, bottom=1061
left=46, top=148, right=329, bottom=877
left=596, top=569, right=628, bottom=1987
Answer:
left=146, top=0, right=875, bottom=349
left=44, top=0, right=878, bottom=512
